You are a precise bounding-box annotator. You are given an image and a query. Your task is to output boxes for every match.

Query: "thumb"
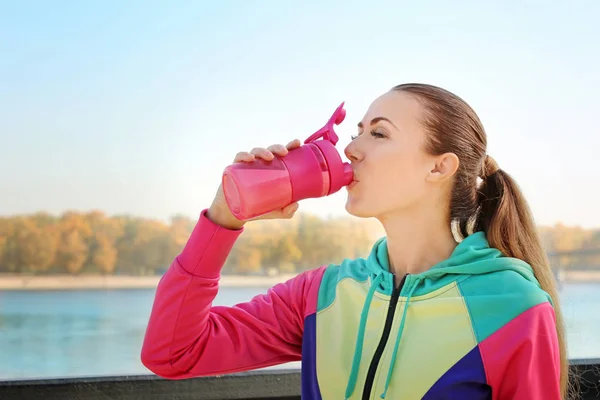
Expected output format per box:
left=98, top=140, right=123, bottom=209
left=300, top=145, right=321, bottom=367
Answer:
left=281, top=202, right=299, bottom=218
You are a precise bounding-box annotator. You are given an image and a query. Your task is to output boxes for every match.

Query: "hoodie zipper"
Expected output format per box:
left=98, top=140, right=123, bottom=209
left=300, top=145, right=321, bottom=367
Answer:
left=361, top=274, right=408, bottom=400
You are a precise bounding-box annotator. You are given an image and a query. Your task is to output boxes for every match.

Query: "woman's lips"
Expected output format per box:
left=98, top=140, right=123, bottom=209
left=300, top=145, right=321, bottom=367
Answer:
left=347, top=179, right=359, bottom=190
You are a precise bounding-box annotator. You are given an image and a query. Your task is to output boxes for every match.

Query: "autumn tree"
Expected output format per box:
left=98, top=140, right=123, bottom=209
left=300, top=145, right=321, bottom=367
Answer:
left=1, top=208, right=600, bottom=276
left=85, top=211, right=122, bottom=274
left=2, top=217, right=57, bottom=274
left=53, top=212, right=91, bottom=274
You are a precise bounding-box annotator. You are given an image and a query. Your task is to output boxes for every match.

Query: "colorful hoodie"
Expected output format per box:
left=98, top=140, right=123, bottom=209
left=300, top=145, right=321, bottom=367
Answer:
left=141, top=209, right=561, bottom=399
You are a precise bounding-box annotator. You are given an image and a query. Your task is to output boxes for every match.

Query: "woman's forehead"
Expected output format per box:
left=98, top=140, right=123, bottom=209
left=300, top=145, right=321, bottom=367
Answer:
left=360, top=91, right=425, bottom=130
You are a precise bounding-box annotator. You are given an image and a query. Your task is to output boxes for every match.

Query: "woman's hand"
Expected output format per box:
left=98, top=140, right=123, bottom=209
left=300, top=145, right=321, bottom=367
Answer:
left=207, top=139, right=302, bottom=230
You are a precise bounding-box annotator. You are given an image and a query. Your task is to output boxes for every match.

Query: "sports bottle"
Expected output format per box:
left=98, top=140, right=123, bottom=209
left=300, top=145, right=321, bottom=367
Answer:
left=222, top=102, right=354, bottom=220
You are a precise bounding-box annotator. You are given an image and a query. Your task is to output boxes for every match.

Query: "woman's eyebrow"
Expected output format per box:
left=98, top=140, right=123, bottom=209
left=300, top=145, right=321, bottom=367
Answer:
left=357, top=117, right=398, bottom=130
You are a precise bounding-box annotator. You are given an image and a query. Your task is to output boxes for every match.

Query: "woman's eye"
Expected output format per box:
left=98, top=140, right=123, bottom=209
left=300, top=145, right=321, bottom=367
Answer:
left=351, top=130, right=385, bottom=141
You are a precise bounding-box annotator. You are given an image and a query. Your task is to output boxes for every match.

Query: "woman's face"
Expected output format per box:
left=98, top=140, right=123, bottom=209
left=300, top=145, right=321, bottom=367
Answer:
left=344, top=90, right=453, bottom=220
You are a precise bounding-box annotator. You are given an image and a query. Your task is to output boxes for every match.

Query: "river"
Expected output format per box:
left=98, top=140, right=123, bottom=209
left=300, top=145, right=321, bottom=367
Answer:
left=0, top=283, right=598, bottom=380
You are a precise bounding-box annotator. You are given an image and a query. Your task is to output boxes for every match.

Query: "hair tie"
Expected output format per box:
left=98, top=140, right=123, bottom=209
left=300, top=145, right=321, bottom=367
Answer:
left=481, top=155, right=499, bottom=178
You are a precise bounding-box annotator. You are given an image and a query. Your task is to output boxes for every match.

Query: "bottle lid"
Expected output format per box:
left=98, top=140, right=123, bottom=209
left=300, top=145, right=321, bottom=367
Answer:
left=303, top=102, right=346, bottom=145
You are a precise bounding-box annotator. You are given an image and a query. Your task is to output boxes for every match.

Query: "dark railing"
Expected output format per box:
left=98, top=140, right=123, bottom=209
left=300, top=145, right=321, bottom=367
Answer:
left=1, top=359, right=599, bottom=400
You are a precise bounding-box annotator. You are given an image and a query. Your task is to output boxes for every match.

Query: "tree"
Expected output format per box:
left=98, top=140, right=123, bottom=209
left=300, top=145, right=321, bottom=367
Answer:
left=91, top=233, right=118, bottom=274
left=3, top=218, right=57, bottom=273
left=1, top=208, right=600, bottom=276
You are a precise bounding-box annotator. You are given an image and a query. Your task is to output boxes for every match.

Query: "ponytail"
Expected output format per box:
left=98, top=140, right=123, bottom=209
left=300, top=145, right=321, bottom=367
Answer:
left=478, top=155, right=571, bottom=399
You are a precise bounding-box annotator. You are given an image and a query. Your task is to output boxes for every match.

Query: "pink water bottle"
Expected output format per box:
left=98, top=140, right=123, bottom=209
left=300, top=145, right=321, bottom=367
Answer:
left=222, top=102, right=354, bottom=220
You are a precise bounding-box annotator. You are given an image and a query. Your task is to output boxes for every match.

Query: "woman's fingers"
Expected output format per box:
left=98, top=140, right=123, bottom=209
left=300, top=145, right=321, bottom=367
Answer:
left=233, top=151, right=255, bottom=163
left=286, top=139, right=301, bottom=150
left=250, top=147, right=274, bottom=161
left=234, top=140, right=300, bottom=164
left=267, top=203, right=298, bottom=219
left=267, top=144, right=288, bottom=157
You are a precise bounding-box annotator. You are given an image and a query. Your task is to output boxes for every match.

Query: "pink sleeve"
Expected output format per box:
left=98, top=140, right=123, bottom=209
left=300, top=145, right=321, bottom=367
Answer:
left=480, top=302, right=562, bottom=400
left=140, top=209, right=323, bottom=379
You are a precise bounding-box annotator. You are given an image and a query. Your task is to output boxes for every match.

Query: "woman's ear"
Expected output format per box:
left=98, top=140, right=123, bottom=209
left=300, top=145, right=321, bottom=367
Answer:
left=426, top=152, right=459, bottom=183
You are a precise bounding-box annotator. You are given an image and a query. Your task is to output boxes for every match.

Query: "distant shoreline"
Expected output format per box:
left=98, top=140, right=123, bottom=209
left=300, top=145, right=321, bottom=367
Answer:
left=0, top=274, right=297, bottom=291
left=555, top=270, right=600, bottom=284
left=0, top=270, right=598, bottom=291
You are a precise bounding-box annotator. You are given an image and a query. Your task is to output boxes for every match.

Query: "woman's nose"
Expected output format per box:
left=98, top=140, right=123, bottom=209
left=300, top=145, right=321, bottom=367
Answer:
left=344, top=141, right=361, bottom=163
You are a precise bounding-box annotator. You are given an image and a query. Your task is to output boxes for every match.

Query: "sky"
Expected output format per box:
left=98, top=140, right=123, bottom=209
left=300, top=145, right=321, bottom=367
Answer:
left=1, top=1, right=599, bottom=227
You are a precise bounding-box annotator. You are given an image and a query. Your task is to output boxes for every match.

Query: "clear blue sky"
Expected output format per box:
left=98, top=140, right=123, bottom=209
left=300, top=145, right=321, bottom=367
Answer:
left=1, top=1, right=598, bottom=227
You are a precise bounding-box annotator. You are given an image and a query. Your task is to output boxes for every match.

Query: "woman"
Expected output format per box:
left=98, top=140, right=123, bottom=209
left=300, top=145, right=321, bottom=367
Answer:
left=141, top=83, right=568, bottom=399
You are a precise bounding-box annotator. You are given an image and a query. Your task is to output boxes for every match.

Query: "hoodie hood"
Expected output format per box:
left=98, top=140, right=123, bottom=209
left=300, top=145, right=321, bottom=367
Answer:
left=345, top=231, right=541, bottom=400
left=366, top=231, right=539, bottom=296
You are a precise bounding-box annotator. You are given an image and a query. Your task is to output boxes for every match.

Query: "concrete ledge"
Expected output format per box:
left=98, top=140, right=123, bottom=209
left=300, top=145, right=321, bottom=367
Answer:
left=0, top=369, right=301, bottom=400
left=1, top=360, right=599, bottom=400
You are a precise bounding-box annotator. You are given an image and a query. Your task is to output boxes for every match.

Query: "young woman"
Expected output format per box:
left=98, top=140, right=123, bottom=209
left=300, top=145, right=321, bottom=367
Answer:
left=141, top=83, right=568, bottom=399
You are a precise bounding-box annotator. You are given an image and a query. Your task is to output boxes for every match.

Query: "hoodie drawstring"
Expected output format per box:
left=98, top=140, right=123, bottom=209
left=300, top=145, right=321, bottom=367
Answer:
left=344, top=272, right=384, bottom=399
left=344, top=274, right=422, bottom=399
left=379, top=277, right=421, bottom=399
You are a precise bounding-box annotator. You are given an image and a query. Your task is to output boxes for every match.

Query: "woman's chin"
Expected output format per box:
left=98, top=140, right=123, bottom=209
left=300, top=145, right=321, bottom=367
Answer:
left=345, top=198, right=373, bottom=218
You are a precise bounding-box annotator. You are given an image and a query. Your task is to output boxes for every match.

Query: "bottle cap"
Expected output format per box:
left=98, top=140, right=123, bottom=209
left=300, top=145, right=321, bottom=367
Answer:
left=304, top=102, right=346, bottom=145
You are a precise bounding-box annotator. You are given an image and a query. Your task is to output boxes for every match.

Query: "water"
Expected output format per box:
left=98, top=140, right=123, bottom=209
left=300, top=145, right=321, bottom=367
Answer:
left=0, top=283, right=598, bottom=381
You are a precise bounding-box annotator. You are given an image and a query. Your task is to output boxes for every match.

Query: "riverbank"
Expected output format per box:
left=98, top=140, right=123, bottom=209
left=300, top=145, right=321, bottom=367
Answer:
left=1, top=270, right=599, bottom=291
left=557, top=270, right=600, bottom=284
left=0, top=274, right=297, bottom=291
